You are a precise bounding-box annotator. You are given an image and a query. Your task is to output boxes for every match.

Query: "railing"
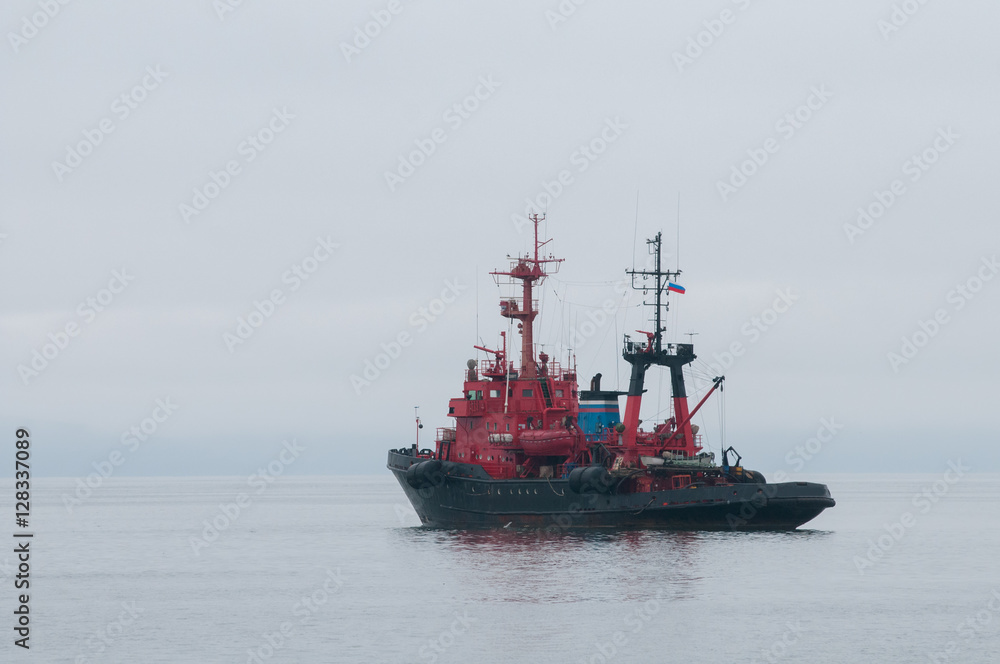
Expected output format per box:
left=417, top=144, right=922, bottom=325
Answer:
left=479, top=359, right=513, bottom=378
left=499, top=297, right=539, bottom=314
left=584, top=432, right=617, bottom=444
left=538, top=360, right=562, bottom=378
left=623, top=339, right=649, bottom=354
left=586, top=432, right=704, bottom=447
left=636, top=431, right=701, bottom=447
left=473, top=359, right=568, bottom=383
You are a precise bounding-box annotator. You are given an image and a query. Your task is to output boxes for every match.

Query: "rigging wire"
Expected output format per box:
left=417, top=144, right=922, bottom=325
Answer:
left=687, top=356, right=728, bottom=461
left=614, top=306, right=619, bottom=389
left=676, top=192, right=681, bottom=272
left=503, top=313, right=513, bottom=413
left=655, top=359, right=664, bottom=424
left=590, top=295, right=623, bottom=359
left=632, top=188, right=640, bottom=271
left=548, top=276, right=622, bottom=287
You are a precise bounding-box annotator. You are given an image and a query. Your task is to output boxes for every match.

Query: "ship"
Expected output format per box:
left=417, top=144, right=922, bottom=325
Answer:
left=387, top=215, right=835, bottom=529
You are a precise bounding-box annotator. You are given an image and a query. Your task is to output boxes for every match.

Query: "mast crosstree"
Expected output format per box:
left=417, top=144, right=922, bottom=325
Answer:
left=491, top=214, right=562, bottom=380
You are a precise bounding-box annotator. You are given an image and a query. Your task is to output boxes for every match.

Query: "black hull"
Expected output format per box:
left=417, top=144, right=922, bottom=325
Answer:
left=388, top=451, right=834, bottom=531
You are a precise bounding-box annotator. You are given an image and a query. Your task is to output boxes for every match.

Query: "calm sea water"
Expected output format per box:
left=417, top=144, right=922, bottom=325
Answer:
left=3, top=474, right=999, bottom=663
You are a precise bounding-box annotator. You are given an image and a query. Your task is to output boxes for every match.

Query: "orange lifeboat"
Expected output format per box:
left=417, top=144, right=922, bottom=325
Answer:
left=519, top=428, right=575, bottom=457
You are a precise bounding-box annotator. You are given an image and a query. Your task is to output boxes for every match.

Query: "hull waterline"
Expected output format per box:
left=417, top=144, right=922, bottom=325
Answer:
left=389, top=451, right=834, bottom=531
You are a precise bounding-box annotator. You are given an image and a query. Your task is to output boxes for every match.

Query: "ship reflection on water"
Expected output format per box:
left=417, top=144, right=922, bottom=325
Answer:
left=393, top=526, right=832, bottom=605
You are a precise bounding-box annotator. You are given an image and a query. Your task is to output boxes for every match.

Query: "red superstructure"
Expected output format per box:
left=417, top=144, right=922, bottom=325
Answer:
left=433, top=215, right=714, bottom=483
left=388, top=215, right=835, bottom=530
left=441, top=215, right=580, bottom=479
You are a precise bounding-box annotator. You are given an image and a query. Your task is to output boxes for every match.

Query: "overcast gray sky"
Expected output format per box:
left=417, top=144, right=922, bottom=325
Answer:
left=2, top=0, right=997, bottom=478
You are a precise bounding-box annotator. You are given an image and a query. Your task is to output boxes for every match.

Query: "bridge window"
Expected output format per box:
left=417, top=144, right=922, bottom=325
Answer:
left=489, top=389, right=500, bottom=398
left=522, top=389, right=533, bottom=397
left=555, top=389, right=564, bottom=397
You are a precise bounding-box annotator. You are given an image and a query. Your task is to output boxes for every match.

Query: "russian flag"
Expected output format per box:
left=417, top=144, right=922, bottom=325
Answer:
left=667, top=282, right=685, bottom=294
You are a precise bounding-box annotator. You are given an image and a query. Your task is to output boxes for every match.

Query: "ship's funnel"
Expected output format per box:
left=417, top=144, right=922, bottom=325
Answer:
left=578, top=389, right=623, bottom=436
